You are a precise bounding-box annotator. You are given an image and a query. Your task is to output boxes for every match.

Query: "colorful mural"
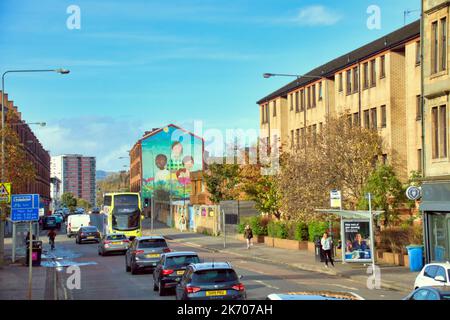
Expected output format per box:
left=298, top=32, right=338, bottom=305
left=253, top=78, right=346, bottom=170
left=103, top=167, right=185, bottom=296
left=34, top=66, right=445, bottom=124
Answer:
left=141, top=125, right=204, bottom=201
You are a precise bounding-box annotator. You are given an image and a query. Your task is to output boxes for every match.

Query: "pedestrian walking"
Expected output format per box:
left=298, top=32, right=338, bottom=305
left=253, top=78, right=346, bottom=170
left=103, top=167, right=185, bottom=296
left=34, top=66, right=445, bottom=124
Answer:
left=244, top=225, right=253, bottom=249
left=48, top=229, right=57, bottom=250
left=179, top=214, right=186, bottom=232
left=320, top=232, right=334, bottom=268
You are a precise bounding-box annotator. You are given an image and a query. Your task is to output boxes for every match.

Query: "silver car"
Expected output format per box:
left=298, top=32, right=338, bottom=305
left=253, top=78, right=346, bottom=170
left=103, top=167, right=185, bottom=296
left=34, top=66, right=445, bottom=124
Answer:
left=125, top=236, right=171, bottom=275
left=98, top=233, right=130, bottom=256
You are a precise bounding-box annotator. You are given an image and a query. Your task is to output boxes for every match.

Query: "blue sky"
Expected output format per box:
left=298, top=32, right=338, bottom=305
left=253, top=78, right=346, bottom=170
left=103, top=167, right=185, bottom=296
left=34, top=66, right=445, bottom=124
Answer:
left=0, top=0, right=420, bottom=171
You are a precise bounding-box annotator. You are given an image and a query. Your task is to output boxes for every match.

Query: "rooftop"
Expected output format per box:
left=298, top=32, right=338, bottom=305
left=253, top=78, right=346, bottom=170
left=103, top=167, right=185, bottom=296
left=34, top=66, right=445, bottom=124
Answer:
left=257, top=20, right=420, bottom=105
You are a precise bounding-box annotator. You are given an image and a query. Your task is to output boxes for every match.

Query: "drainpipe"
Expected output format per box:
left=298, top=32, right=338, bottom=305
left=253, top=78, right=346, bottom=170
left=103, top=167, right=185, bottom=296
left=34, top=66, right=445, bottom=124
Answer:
left=420, top=0, right=426, bottom=176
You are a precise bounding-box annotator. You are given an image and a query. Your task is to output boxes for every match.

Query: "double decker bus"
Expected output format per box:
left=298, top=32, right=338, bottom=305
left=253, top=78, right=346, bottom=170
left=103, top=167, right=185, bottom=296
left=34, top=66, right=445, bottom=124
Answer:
left=102, top=192, right=143, bottom=238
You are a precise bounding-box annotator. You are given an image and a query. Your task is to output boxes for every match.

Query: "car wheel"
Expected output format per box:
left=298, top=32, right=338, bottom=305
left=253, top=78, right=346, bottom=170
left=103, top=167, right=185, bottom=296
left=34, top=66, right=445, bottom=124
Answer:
left=131, top=263, right=138, bottom=275
left=158, top=281, right=166, bottom=296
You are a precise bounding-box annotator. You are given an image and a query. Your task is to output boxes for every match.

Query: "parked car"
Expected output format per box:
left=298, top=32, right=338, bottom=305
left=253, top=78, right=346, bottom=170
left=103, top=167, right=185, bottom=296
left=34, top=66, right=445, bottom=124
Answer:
left=153, top=251, right=201, bottom=296
left=42, top=216, right=58, bottom=230
left=266, top=291, right=364, bottom=300
left=404, top=286, right=450, bottom=300
left=53, top=213, right=64, bottom=227
left=67, top=214, right=90, bottom=238
left=98, top=233, right=129, bottom=256
left=414, top=262, right=450, bottom=289
left=125, top=236, right=170, bottom=275
left=175, top=262, right=246, bottom=300
left=76, top=226, right=101, bottom=244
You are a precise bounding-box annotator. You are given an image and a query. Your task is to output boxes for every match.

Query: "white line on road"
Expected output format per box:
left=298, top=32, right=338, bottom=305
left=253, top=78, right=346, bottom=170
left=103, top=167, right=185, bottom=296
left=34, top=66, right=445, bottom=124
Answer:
left=330, top=284, right=359, bottom=291
left=253, top=280, right=280, bottom=290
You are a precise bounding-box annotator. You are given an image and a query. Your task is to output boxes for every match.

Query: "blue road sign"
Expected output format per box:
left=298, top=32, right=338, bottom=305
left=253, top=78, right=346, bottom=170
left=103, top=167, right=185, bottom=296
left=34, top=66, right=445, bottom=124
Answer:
left=11, top=194, right=40, bottom=222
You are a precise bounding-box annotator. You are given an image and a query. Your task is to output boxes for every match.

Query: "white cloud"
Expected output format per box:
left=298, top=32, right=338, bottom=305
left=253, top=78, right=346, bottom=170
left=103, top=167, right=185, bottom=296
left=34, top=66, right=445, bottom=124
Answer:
left=34, top=116, right=144, bottom=171
left=290, top=5, right=342, bottom=26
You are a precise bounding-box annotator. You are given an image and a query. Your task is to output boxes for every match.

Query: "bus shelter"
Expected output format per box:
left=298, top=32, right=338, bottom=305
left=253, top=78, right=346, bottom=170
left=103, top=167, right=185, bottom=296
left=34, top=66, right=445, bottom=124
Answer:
left=315, top=209, right=383, bottom=267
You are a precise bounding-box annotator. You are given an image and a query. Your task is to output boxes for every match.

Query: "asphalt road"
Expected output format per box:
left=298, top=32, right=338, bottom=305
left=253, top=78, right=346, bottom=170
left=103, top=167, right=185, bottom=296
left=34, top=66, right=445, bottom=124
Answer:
left=44, top=230, right=408, bottom=300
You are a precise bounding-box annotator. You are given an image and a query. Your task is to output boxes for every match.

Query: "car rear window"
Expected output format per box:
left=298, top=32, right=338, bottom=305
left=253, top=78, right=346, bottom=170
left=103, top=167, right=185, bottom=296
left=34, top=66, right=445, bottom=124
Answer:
left=166, top=255, right=200, bottom=268
left=82, top=227, right=98, bottom=232
left=138, top=239, right=167, bottom=248
left=107, top=234, right=127, bottom=240
left=193, top=269, right=238, bottom=284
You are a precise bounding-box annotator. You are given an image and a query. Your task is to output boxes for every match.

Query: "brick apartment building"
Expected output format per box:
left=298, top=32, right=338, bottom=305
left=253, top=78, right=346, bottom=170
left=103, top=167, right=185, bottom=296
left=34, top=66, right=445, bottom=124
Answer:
left=0, top=91, right=51, bottom=211
left=258, top=20, right=422, bottom=181
left=51, top=154, right=96, bottom=206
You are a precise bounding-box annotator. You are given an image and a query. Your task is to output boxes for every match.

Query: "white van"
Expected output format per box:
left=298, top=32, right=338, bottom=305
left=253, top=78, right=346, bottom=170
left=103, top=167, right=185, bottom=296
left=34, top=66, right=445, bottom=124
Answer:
left=67, top=214, right=91, bottom=237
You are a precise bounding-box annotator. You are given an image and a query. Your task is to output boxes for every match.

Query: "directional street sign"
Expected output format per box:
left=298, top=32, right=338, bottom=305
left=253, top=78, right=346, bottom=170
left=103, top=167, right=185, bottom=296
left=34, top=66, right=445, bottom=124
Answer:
left=0, top=182, right=11, bottom=203
left=11, top=194, right=40, bottom=222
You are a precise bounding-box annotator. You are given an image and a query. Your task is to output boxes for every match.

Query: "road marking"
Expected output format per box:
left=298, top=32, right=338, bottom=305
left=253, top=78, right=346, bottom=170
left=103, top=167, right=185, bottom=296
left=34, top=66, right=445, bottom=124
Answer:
left=253, top=280, right=280, bottom=290
left=330, top=284, right=359, bottom=291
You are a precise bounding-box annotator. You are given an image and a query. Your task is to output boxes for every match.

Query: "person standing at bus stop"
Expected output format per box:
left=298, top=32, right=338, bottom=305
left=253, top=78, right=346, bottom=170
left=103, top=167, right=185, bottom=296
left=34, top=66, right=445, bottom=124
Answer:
left=321, top=232, right=334, bottom=268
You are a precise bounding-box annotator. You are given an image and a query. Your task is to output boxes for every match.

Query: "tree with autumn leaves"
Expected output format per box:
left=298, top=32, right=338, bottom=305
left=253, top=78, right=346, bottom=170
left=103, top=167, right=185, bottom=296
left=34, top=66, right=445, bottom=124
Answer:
left=0, top=110, right=36, bottom=198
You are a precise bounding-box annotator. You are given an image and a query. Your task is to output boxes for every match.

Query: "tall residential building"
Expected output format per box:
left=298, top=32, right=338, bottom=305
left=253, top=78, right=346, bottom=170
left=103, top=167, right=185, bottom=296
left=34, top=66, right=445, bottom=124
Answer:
left=420, top=0, right=450, bottom=264
left=51, top=154, right=96, bottom=206
left=257, top=20, right=421, bottom=182
left=0, top=91, right=51, bottom=212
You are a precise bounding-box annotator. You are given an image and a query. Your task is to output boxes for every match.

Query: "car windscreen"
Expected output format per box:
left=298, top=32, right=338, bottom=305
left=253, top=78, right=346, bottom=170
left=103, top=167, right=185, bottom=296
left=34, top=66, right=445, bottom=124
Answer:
left=165, top=255, right=200, bottom=268
left=81, top=227, right=98, bottom=232
left=106, top=234, right=127, bottom=240
left=138, top=239, right=167, bottom=248
left=192, top=269, right=238, bottom=284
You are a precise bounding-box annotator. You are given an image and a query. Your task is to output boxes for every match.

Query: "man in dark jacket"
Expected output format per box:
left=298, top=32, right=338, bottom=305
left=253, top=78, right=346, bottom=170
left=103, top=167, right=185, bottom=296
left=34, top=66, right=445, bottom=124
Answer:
left=48, top=229, right=57, bottom=250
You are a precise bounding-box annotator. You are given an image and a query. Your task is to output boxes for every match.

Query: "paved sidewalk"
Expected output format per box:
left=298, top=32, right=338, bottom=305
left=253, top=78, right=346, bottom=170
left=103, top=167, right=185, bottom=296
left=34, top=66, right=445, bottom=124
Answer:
left=144, top=220, right=418, bottom=292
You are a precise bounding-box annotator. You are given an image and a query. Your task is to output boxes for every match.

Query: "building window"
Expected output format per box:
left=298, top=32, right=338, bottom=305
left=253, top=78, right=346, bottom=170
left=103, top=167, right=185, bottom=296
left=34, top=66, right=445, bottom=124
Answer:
left=346, top=69, right=352, bottom=95
left=353, top=67, right=359, bottom=92
left=312, top=85, right=316, bottom=107
left=291, top=130, right=294, bottom=149
left=380, top=55, right=386, bottom=78
left=371, top=108, right=378, bottom=129
left=370, top=59, right=376, bottom=86
left=318, top=82, right=323, bottom=100
left=364, top=110, right=370, bottom=129
left=363, top=62, right=369, bottom=89
left=295, top=92, right=299, bottom=113
left=290, top=94, right=293, bottom=111
left=381, top=105, right=387, bottom=128
left=353, top=112, right=360, bottom=127
left=307, top=87, right=311, bottom=109
left=296, top=129, right=300, bottom=149
left=338, top=73, right=343, bottom=92
left=273, top=101, right=277, bottom=117
left=300, top=90, right=305, bottom=111
left=261, top=106, right=264, bottom=124
left=432, top=106, right=448, bottom=159
left=440, top=18, right=447, bottom=71
left=418, top=149, right=422, bottom=172
left=416, top=95, right=422, bottom=120
left=312, top=124, right=317, bottom=145
left=432, top=21, right=439, bottom=74
left=440, top=105, right=447, bottom=158
left=416, top=41, right=421, bottom=65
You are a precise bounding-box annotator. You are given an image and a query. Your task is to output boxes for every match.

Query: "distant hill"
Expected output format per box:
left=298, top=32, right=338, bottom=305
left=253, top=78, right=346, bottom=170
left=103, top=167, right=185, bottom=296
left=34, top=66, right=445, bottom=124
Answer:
left=96, top=170, right=114, bottom=181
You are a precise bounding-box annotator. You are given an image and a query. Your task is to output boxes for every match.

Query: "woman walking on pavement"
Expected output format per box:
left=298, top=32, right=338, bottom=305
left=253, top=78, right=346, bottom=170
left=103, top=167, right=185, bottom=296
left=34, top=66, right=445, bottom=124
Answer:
left=244, top=225, right=254, bottom=249
left=48, top=228, right=57, bottom=250
left=321, top=232, right=334, bottom=268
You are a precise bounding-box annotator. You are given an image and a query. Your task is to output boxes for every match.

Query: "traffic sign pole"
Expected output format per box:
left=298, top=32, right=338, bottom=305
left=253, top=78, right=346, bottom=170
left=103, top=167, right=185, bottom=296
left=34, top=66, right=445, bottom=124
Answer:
left=28, top=221, right=32, bottom=300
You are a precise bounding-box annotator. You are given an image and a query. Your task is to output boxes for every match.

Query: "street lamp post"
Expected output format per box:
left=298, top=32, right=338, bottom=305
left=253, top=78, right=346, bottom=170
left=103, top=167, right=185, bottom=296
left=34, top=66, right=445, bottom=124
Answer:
left=0, top=68, right=69, bottom=267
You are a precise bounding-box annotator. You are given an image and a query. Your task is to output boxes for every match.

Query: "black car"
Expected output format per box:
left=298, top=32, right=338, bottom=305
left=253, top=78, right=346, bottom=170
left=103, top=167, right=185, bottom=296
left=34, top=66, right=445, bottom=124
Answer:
left=175, top=262, right=246, bottom=300
left=76, top=226, right=101, bottom=244
left=404, top=286, right=450, bottom=300
left=42, top=216, right=57, bottom=230
left=153, top=251, right=200, bottom=296
left=125, top=236, right=171, bottom=275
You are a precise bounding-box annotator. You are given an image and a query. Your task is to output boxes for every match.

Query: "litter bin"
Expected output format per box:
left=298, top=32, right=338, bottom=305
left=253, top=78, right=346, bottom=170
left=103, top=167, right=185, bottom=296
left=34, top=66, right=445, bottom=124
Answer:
left=314, top=237, right=326, bottom=262
left=406, top=245, right=424, bottom=272
left=26, top=240, right=43, bottom=267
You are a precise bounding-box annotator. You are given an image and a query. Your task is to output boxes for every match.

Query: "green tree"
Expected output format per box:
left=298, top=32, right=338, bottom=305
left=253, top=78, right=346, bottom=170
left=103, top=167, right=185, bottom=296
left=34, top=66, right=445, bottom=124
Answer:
left=61, top=192, right=77, bottom=211
left=243, top=173, right=282, bottom=219
left=357, top=165, right=405, bottom=226
left=96, top=171, right=130, bottom=206
left=203, top=163, right=240, bottom=204
left=76, top=198, right=91, bottom=211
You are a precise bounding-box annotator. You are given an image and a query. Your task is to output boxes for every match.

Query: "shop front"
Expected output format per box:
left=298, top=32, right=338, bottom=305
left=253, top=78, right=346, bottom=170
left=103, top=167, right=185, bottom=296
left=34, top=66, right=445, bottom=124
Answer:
left=420, top=181, right=450, bottom=264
